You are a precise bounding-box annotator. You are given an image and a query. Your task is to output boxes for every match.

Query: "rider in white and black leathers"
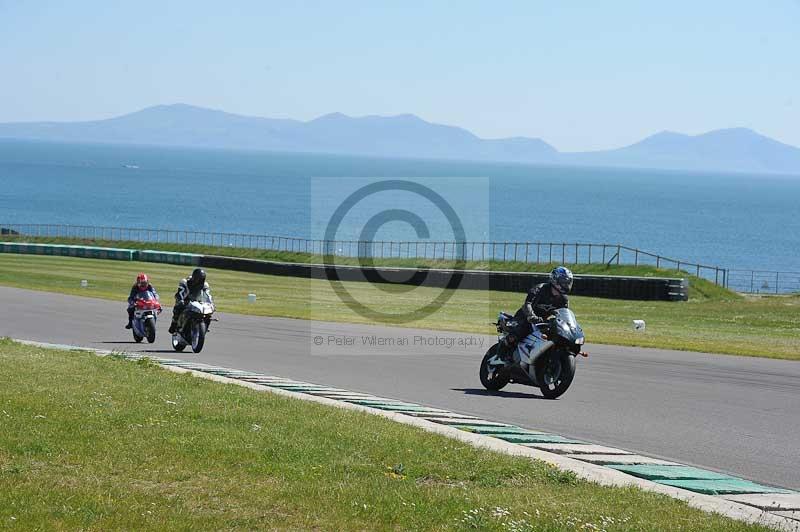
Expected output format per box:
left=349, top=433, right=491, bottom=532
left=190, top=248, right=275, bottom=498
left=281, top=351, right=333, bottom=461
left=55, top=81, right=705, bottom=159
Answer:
left=168, top=268, right=213, bottom=334
left=501, top=266, right=574, bottom=358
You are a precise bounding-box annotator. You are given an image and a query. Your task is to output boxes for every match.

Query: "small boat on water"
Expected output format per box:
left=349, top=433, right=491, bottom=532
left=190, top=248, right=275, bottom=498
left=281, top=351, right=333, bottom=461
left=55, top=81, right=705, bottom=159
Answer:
left=123, top=164, right=140, bottom=169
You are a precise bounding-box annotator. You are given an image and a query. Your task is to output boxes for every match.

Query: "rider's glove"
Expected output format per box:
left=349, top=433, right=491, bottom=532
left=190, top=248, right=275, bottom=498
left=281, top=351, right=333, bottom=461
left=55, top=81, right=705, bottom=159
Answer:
left=526, top=314, right=543, bottom=324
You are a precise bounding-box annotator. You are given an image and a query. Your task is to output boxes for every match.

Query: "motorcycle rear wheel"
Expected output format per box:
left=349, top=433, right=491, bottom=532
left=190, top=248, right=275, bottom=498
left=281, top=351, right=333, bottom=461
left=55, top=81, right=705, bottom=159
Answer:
left=535, top=350, right=576, bottom=399
left=479, top=343, right=510, bottom=391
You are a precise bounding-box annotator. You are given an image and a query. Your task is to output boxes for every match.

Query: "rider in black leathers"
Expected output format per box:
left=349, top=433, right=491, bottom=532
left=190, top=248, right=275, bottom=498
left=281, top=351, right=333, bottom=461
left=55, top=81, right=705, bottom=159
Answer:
left=501, top=266, right=573, bottom=358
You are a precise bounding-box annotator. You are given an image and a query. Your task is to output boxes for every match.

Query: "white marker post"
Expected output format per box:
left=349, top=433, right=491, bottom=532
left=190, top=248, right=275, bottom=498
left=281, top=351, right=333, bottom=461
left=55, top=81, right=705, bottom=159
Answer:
left=632, top=319, right=646, bottom=331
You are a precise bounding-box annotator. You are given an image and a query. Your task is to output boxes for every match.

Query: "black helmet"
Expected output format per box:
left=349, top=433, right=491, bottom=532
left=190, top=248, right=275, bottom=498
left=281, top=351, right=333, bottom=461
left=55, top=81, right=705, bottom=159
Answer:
left=189, top=268, right=206, bottom=288
left=549, top=266, right=573, bottom=294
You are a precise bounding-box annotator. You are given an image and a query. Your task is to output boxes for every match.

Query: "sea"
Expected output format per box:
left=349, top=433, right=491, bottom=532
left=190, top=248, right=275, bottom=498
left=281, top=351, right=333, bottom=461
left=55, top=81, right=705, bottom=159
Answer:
left=0, top=139, right=798, bottom=272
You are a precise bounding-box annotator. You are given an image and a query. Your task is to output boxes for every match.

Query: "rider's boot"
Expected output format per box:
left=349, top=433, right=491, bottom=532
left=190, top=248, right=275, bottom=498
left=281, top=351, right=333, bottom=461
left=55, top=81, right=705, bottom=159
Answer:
left=168, top=319, right=178, bottom=334
left=125, top=320, right=132, bottom=329
left=499, top=335, right=515, bottom=362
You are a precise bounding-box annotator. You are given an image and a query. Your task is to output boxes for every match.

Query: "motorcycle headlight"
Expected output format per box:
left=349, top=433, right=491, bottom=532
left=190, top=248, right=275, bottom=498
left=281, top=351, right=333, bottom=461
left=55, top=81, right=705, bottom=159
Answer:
left=575, top=337, right=585, bottom=345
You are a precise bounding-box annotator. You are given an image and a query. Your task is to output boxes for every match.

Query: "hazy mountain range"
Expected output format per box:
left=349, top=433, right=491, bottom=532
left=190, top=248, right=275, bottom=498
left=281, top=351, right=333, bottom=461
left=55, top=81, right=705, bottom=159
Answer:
left=1, top=103, right=799, bottom=175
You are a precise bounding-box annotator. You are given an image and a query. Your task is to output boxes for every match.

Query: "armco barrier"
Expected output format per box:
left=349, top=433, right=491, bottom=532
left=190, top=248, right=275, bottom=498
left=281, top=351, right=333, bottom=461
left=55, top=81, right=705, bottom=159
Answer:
left=0, top=244, right=688, bottom=301
left=198, top=255, right=688, bottom=301
left=0, top=242, right=135, bottom=261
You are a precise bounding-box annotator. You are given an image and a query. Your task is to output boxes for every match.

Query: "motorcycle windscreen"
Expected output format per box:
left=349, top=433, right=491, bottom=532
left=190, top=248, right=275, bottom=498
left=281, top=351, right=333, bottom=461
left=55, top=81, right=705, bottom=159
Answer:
left=553, top=308, right=583, bottom=342
left=188, top=287, right=212, bottom=304
left=136, top=290, right=157, bottom=301
left=554, top=308, right=578, bottom=329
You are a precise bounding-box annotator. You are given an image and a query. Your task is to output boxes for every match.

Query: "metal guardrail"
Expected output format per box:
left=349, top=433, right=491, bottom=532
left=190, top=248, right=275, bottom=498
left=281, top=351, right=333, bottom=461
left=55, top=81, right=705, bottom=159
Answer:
left=726, top=270, right=800, bottom=295
left=1, top=223, right=796, bottom=294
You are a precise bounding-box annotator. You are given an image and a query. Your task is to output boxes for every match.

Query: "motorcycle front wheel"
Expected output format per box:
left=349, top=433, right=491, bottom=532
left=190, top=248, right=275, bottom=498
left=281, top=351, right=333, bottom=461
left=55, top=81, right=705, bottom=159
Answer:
left=479, top=343, right=510, bottom=391
left=191, top=321, right=206, bottom=353
left=145, top=320, right=156, bottom=343
left=535, top=350, right=576, bottom=399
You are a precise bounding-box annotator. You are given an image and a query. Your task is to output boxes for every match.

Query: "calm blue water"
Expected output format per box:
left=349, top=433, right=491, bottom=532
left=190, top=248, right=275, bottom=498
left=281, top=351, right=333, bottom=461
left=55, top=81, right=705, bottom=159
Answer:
left=0, top=139, right=798, bottom=271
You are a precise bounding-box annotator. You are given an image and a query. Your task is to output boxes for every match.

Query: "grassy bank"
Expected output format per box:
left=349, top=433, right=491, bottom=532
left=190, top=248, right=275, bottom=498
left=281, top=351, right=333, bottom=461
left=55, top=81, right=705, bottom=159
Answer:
left=0, top=339, right=770, bottom=530
left=0, top=253, right=798, bottom=360
left=0, top=235, right=732, bottom=299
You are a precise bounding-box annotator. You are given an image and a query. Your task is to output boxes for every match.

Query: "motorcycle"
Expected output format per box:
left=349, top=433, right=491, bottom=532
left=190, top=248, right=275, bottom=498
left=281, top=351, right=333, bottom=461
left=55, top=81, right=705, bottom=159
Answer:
left=171, top=287, right=215, bottom=353
left=479, top=307, right=587, bottom=399
left=131, top=290, right=161, bottom=344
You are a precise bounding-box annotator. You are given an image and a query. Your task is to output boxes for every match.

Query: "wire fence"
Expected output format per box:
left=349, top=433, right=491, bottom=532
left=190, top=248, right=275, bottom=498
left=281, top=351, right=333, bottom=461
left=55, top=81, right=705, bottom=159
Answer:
left=1, top=223, right=797, bottom=293
left=726, top=270, right=800, bottom=295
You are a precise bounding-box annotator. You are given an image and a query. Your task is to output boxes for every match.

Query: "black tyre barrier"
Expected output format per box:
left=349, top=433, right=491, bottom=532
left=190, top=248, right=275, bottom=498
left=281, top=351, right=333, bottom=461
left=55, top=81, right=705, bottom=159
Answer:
left=198, top=255, right=688, bottom=301
left=0, top=243, right=688, bottom=301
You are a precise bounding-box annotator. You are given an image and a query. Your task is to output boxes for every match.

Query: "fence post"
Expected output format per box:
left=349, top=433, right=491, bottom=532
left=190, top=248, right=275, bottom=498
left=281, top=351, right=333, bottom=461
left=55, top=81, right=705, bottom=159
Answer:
left=525, top=242, right=529, bottom=263
left=750, top=271, right=754, bottom=293
left=562, top=243, right=565, bottom=264
left=776, top=272, right=780, bottom=294
left=635, top=249, right=639, bottom=266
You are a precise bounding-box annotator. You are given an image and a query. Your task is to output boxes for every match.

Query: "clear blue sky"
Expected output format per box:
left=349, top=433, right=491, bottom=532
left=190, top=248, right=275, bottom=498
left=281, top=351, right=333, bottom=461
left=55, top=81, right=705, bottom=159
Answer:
left=1, top=1, right=798, bottom=151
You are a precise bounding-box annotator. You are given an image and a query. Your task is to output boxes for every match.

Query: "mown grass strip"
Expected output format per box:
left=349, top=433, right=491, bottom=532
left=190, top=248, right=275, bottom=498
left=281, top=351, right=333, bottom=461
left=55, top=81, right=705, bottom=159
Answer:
left=0, top=338, right=773, bottom=531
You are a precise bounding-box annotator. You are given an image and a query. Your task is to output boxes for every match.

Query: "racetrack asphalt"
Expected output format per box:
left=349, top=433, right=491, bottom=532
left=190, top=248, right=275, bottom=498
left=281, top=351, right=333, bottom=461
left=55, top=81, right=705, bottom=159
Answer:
left=1, top=285, right=798, bottom=491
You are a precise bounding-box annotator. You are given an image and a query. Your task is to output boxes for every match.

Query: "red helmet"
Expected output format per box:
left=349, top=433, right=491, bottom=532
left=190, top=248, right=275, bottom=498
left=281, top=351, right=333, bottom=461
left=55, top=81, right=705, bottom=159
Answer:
left=136, top=273, right=149, bottom=291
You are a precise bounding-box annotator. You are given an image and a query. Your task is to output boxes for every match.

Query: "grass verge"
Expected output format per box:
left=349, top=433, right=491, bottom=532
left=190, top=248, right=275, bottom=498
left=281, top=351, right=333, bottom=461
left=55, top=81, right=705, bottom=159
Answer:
left=0, top=338, right=771, bottom=530
left=0, top=235, right=733, bottom=300
left=0, top=253, right=797, bottom=360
